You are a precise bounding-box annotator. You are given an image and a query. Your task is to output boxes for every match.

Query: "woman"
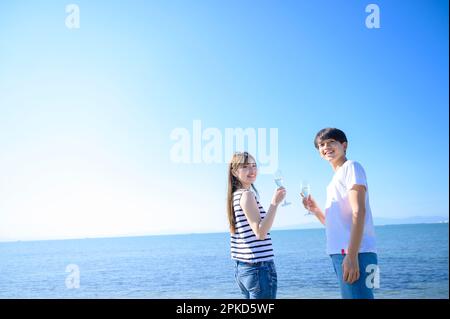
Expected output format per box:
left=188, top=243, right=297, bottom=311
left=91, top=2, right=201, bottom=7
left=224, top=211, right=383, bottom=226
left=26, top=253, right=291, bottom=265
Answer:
left=227, top=152, right=286, bottom=299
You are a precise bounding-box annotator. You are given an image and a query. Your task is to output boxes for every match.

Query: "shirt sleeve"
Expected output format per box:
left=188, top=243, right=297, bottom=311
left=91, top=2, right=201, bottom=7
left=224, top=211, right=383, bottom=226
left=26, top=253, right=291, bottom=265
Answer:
left=345, top=161, right=368, bottom=190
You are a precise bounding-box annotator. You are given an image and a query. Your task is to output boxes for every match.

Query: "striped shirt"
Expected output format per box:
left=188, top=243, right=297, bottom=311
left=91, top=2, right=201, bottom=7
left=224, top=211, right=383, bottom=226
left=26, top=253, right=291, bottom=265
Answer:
left=230, top=189, right=274, bottom=263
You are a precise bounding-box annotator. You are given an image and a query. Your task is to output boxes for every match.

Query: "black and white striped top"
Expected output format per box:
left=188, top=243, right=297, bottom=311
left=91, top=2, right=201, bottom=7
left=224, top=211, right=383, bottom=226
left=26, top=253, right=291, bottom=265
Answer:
left=230, top=189, right=274, bottom=263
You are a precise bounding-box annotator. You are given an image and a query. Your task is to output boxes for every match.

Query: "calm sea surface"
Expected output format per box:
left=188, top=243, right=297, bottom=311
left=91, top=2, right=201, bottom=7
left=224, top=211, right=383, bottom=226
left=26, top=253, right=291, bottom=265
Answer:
left=0, top=224, right=448, bottom=298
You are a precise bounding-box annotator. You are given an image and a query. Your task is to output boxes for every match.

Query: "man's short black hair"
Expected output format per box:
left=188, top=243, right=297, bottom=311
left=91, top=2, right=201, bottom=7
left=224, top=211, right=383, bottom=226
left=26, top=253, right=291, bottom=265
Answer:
left=314, top=128, right=348, bottom=149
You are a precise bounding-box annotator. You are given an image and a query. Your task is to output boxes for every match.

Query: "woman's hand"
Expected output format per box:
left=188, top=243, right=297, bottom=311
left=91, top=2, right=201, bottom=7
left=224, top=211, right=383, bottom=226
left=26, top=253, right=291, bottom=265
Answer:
left=271, top=187, right=286, bottom=206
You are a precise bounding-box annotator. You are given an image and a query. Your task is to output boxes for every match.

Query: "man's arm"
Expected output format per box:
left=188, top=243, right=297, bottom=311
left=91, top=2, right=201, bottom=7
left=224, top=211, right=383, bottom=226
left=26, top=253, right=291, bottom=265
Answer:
left=342, top=184, right=367, bottom=284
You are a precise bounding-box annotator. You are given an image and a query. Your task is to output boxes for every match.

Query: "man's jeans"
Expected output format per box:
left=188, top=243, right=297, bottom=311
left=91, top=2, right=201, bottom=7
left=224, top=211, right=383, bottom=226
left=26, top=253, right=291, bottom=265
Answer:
left=330, top=252, right=379, bottom=299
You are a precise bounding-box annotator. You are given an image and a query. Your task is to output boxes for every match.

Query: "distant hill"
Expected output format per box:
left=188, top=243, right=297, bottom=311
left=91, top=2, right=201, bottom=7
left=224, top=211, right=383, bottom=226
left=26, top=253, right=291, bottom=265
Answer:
left=274, top=215, right=449, bottom=231
left=373, top=216, right=448, bottom=225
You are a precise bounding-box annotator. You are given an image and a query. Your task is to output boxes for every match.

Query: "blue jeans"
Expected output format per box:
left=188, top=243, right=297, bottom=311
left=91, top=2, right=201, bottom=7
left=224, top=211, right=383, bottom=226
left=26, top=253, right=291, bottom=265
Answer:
left=330, top=252, right=379, bottom=299
left=234, top=260, right=277, bottom=299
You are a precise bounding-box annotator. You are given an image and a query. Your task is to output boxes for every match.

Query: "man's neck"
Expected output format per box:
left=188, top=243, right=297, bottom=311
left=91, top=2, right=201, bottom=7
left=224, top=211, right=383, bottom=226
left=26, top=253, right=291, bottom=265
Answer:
left=331, top=157, right=347, bottom=171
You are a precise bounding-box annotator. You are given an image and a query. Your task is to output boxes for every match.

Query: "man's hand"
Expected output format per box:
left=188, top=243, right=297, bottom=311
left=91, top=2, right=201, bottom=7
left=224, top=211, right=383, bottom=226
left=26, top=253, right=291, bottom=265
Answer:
left=342, top=254, right=360, bottom=284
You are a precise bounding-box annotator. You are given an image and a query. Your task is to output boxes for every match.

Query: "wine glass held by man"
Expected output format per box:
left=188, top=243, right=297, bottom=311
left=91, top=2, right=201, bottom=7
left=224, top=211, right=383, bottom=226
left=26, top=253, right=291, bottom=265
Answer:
left=300, top=181, right=312, bottom=215
left=301, top=193, right=325, bottom=223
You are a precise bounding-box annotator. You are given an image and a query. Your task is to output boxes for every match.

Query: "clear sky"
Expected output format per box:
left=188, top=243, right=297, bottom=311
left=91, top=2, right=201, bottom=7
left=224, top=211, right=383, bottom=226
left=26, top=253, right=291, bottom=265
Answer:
left=0, top=0, right=448, bottom=241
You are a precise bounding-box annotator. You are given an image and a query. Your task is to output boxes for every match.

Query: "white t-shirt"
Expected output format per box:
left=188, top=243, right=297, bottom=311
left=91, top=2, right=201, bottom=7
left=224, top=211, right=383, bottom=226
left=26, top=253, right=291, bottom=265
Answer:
left=324, top=160, right=377, bottom=255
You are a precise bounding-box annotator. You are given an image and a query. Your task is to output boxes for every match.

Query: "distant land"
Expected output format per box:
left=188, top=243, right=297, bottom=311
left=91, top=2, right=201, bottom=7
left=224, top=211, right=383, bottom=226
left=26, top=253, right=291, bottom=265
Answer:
left=373, top=215, right=449, bottom=226
left=0, top=216, right=448, bottom=242
left=274, top=215, right=449, bottom=230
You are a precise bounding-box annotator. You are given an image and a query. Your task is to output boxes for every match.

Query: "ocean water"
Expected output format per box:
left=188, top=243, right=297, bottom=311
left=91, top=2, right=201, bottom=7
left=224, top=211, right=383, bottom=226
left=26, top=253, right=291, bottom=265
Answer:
left=0, top=224, right=448, bottom=299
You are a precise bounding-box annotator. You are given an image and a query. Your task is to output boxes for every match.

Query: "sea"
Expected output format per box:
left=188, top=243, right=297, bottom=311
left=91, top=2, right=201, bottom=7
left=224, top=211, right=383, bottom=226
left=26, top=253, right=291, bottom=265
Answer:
left=0, top=223, right=448, bottom=299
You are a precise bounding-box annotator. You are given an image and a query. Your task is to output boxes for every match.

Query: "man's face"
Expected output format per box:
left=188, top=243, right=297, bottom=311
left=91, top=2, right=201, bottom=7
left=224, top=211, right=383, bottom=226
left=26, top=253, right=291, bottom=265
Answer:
left=317, top=138, right=347, bottom=162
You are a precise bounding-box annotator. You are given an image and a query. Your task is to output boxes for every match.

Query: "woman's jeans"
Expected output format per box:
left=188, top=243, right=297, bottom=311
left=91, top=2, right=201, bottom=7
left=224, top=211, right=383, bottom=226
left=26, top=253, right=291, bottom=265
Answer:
left=234, top=260, right=277, bottom=299
left=330, top=252, right=379, bottom=299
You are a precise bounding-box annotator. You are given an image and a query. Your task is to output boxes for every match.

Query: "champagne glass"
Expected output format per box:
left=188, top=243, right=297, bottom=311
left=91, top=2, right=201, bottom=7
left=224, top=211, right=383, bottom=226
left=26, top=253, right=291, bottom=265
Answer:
left=274, top=170, right=291, bottom=206
left=301, top=181, right=312, bottom=215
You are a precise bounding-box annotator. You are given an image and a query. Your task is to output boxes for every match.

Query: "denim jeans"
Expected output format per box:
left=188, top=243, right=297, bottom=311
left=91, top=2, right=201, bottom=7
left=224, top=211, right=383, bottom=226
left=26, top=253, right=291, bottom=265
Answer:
left=234, top=260, right=277, bottom=299
left=330, top=252, right=379, bottom=299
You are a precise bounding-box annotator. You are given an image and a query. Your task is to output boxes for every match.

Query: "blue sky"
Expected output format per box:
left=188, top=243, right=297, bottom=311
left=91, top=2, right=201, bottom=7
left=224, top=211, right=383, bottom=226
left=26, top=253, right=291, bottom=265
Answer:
left=0, top=0, right=448, bottom=241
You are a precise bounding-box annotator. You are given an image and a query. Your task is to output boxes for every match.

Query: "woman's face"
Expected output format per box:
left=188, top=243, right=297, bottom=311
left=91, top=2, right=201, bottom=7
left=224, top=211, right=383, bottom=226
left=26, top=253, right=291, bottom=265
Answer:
left=234, top=157, right=257, bottom=187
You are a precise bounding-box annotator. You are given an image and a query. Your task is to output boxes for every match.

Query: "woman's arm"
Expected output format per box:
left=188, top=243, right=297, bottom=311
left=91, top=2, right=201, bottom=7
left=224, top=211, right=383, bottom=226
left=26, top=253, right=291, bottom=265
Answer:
left=240, top=188, right=285, bottom=240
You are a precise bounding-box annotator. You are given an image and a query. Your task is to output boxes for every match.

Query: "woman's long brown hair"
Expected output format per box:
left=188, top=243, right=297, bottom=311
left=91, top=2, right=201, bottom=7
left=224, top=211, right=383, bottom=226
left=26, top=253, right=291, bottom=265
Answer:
left=227, top=152, right=258, bottom=234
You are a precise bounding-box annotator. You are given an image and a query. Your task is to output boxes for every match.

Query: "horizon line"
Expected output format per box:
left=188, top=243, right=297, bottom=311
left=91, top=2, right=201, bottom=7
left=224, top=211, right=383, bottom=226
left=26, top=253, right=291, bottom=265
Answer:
left=0, top=220, right=447, bottom=244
